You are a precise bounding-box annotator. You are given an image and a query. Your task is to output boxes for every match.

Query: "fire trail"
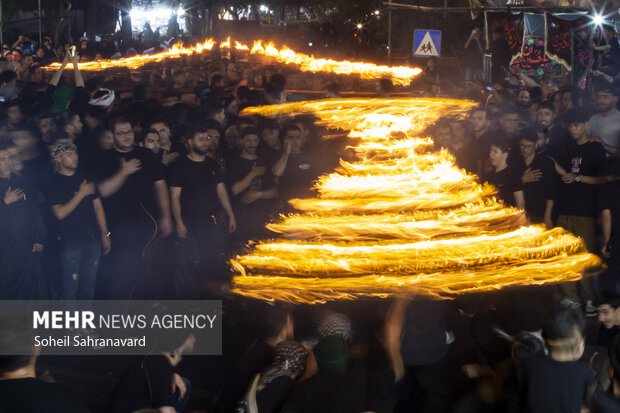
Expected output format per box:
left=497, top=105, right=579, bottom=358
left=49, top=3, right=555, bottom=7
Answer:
left=230, top=98, right=601, bottom=304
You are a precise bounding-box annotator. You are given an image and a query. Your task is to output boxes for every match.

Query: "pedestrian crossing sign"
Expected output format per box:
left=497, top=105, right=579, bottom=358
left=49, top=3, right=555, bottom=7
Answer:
left=413, top=30, right=441, bottom=57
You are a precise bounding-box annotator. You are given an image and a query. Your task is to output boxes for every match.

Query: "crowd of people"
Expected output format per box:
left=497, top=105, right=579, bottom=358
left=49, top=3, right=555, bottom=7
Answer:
left=2, top=29, right=620, bottom=413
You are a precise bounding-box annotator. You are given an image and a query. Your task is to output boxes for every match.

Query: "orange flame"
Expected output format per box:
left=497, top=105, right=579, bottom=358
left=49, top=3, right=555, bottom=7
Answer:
left=43, top=38, right=216, bottom=71
left=248, top=40, right=421, bottom=85
left=41, top=37, right=422, bottom=85
left=234, top=41, right=250, bottom=50
left=230, top=98, right=602, bottom=304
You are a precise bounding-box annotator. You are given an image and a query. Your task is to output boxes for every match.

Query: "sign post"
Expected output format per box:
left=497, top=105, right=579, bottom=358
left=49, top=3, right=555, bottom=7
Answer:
left=413, top=29, right=441, bottom=57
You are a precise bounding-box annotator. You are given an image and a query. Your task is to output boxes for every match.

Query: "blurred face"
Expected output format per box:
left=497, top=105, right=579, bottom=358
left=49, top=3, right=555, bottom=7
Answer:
left=568, top=121, right=588, bottom=141
left=517, top=90, right=530, bottom=107
left=214, top=109, right=226, bottom=125
left=112, top=122, right=135, bottom=152
left=598, top=304, right=619, bottom=329
left=500, top=113, right=520, bottom=135
left=536, top=108, right=554, bottom=129
left=7, top=146, right=22, bottom=173
left=173, top=71, right=186, bottom=86
left=21, top=55, right=33, bottom=67
left=141, top=132, right=160, bottom=153
left=469, top=110, right=487, bottom=132
left=241, top=133, right=259, bottom=156
left=38, top=117, right=56, bottom=137
left=434, top=126, right=451, bottom=148
left=450, top=134, right=464, bottom=152
left=489, top=145, right=508, bottom=168
left=67, top=114, right=83, bottom=136
left=519, top=139, right=536, bottom=159
left=0, top=150, right=11, bottom=177
left=97, top=130, right=114, bottom=150
left=262, top=127, right=280, bottom=149
left=596, top=91, right=618, bottom=113
left=57, top=151, right=78, bottom=171
left=214, top=77, right=225, bottom=88
left=151, top=122, right=171, bottom=143
left=449, top=121, right=465, bottom=140
left=294, top=122, right=309, bottom=140
left=7, top=106, right=22, bottom=125
left=284, top=129, right=304, bottom=154
left=197, top=129, right=220, bottom=155
left=31, top=67, right=43, bottom=83
left=10, top=130, right=37, bottom=152
left=562, top=92, right=573, bottom=112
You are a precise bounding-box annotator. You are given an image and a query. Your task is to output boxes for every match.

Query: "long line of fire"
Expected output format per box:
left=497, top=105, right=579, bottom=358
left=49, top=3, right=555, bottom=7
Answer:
left=42, top=37, right=422, bottom=85
left=230, top=98, right=602, bottom=304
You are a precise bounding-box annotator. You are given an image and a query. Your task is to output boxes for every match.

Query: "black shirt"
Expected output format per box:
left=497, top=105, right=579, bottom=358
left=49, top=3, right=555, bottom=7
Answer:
left=464, top=40, right=483, bottom=70
left=596, top=325, right=620, bottom=347
left=599, top=180, right=620, bottom=235
left=110, top=355, right=176, bottom=413
left=92, top=147, right=165, bottom=229
left=278, top=152, right=317, bottom=202
left=491, top=37, right=511, bottom=72
left=483, top=166, right=523, bottom=207
left=280, top=363, right=366, bottom=413
left=257, top=376, right=295, bottom=413
left=167, top=155, right=224, bottom=227
left=541, top=125, right=571, bottom=163
left=512, top=354, right=594, bottom=413
left=557, top=141, right=606, bottom=217
left=21, top=153, right=53, bottom=195
left=0, top=378, right=89, bottom=413
left=46, top=171, right=99, bottom=249
left=257, top=143, right=282, bottom=169
left=517, top=155, right=559, bottom=223
left=593, top=389, right=620, bottom=413
left=226, top=155, right=273, bottom=196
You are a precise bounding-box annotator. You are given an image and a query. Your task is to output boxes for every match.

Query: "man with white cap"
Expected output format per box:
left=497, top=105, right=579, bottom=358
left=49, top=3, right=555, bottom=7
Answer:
left=47, top=140, right=110, bottom=300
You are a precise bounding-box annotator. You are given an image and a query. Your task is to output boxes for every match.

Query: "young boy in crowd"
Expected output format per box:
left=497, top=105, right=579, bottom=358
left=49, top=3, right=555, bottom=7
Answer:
left=508, top=307, right=595, bottom=412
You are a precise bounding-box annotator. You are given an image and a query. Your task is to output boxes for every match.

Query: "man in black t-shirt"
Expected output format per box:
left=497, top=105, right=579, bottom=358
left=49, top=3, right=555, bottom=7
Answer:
left=148, top=119, right=185, bottom=167
left=47, top=140, right=110, bottom=300
left=534, top=100, right=571, bottom=163
left=552, top=108, right=608, bottom=305
left=509, top=308, right=595, bottom=413
left=93, top=116, right=172, bottom=298
left=271, top=123, right=317, bottom=210
left=517, top=132, right=558, bottom=226
left=168, top=124, right=236, bottom=296
left=227, top=126, right=278, bottom=245
left=553, top=108, right=607, bottom=254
